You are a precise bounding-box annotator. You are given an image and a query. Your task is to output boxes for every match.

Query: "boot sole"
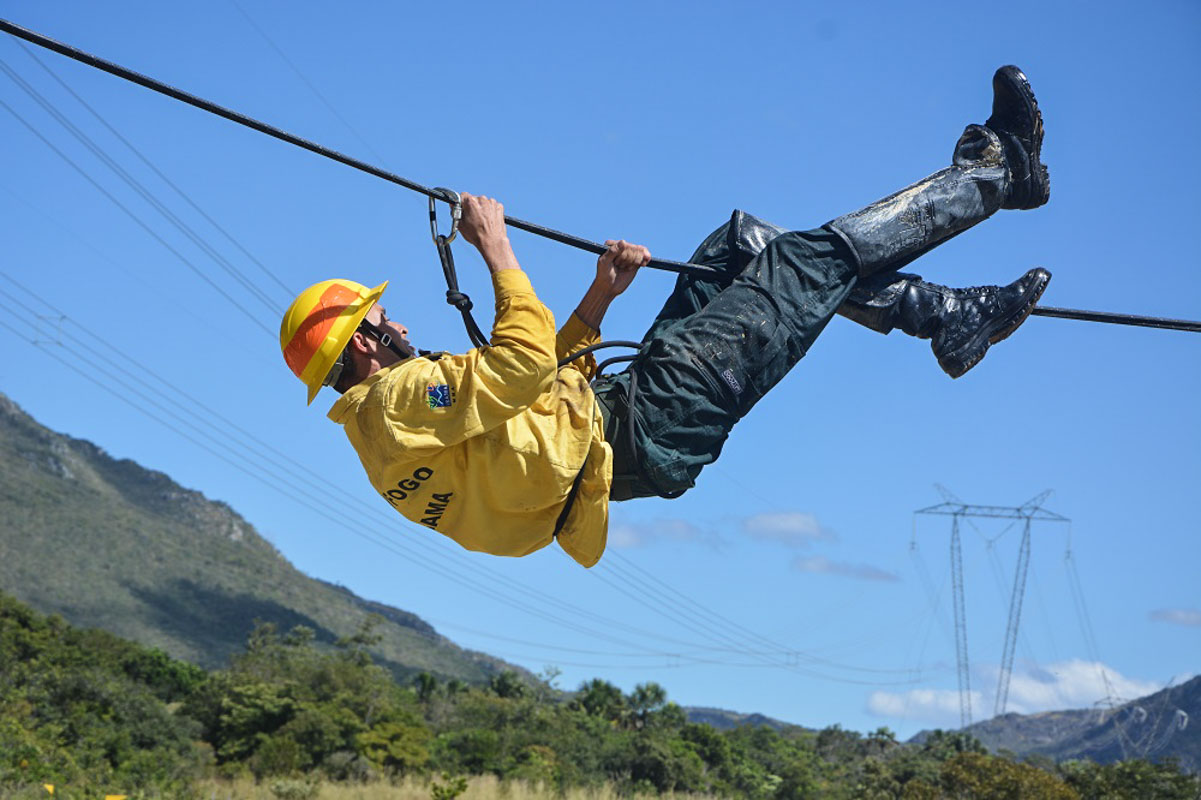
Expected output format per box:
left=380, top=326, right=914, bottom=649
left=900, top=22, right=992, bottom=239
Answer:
left=987, top=267, right=1051, bottom=345
left=939, top=268, right=1052, bottom=378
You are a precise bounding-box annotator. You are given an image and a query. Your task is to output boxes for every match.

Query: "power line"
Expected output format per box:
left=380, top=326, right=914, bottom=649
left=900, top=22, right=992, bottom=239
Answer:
left=609, top=550, right=919, bottom=677
left=0, top=264, right=929, bottom=683
left=0, top=14, right=1177, bottom=701
left=227, top=0, right=390, bottom=170
left=0, top=181, right=262, bottom=353
left=0, top=278, right=925, bottom=685
left=0, top=295, right=694, bottom=656
left=15, top=38, right=296, bottom=300
left=0, top=54, right=284, bottom=314
left=0, top=95, right=274, bottom=336
left=594, top=557, right=921, bottom=685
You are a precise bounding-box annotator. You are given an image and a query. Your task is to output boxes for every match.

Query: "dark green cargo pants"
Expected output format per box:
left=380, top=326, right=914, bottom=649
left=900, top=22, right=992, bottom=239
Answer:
left=594, top=212, right=858, bottom=500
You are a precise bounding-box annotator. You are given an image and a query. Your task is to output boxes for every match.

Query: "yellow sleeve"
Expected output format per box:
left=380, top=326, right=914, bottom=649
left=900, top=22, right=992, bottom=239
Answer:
left=360, top=270, right=559, bottom=451
left=555, top=312, right=602, bottom=381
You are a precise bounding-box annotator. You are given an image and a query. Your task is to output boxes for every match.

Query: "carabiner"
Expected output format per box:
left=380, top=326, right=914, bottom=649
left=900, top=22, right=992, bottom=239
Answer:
left=429, top=187, right=462, bottom=244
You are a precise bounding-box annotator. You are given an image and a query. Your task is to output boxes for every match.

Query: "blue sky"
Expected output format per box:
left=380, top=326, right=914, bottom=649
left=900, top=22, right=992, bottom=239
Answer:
left=1, top=0, right=1197, bottom=738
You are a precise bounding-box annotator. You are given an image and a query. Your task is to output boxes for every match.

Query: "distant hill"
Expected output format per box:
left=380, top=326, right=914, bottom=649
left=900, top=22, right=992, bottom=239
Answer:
left=0, top=391, right=514, bottom=684
left=911, top=675, right=1200, bottom=771
left=685, top=706, right=801, bottom=732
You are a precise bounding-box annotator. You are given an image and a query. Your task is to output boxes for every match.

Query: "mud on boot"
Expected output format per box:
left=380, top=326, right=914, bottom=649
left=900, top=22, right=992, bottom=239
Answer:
left=825, top=65, right=1051, bottom=279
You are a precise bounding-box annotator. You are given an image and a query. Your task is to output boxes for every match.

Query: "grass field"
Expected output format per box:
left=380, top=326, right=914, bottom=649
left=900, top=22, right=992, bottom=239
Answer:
left=194, top=776, right=718, bottom=800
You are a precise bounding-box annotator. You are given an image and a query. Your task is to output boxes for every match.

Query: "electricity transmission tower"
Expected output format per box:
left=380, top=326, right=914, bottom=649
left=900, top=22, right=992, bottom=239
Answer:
left=915, top=490, right=1069, bottom=727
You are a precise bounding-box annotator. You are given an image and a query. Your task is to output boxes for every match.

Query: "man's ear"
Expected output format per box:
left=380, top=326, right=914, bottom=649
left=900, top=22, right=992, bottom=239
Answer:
left=334, top=334, right=367, bottom=393
left=347, top=330, right=370, bottom=355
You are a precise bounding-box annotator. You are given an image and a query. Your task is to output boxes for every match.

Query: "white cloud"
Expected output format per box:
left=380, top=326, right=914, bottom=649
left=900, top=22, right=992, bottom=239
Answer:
left=608, top=518, right=716, bottom=549
left=792, top=556, right=899, bottom=582
left=1000, top=660, right=1161, bottom=715
left=610, top=511, right=835, bottom=551
left=743, top=512, right=834, bottom=546
left=1150, top=608, right=1201, bottom=627
left=867, top=688, right=983, bottom=725
left=867, top=660, right=1166, bottom=726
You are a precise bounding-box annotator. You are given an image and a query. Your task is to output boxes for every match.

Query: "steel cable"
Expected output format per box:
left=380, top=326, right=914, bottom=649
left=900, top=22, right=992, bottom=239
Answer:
left=8, top=16, right=1197, bottom=333
left=0, top=17, right=721, bottom=280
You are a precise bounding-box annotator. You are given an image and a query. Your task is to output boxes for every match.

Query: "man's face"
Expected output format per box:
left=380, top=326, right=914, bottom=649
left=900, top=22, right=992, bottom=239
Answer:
left=363, top=303, right=415, bottom=363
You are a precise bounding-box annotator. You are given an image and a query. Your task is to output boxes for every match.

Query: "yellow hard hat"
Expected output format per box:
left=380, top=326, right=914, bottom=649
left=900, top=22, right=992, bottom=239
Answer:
left=280, top=278, right=388, bottom=404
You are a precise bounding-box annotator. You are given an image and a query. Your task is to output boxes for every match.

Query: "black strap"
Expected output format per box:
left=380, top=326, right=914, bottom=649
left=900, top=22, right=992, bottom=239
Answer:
left=560, top=342, right=682, bottom=500
left=623, top=367, right=685, bottom=500
left=552, top=341, right=653, bottom=538
left=551, top=457, right=589, bottom=539
left=434, top=234, right=489, bottom=349
left=556, top=340, right=642, bottom=369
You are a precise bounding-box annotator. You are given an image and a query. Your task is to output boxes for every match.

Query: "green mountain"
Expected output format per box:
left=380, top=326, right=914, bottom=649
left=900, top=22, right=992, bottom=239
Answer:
left=1042, top=676, right=1199, bottom=770
left=684, top=706, right=800, bottom=733
left=7, top=387, right=1196, bottom=778
left=911, top=676, right=1201, bottom=771
left=0, top=391, right=512, bottom=684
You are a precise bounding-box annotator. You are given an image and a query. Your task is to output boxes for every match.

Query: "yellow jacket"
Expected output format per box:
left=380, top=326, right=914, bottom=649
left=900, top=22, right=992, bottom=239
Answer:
left=327, top=270, right=612, bottom=567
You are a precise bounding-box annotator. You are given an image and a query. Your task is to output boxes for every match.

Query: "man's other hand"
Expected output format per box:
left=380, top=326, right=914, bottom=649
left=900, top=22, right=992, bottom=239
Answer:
left=596, top=240, right=651, bottom=298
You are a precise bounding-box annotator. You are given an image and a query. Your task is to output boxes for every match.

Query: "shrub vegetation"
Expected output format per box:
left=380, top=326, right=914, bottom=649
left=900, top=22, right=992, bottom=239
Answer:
left=2, top=591, right=1197, bottom=799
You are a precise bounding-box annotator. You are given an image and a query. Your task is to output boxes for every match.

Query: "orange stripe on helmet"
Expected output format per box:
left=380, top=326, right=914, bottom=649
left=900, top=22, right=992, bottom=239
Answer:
left=282, top=283, right=362, bottom=379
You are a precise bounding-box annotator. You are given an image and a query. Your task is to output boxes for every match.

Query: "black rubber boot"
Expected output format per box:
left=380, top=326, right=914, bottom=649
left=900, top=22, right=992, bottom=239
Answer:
left=988, top=65, right=1050, bottom=210
left=838, top=267, right=1052, bottom=377
left=825, top=65, right=1050, bottom=278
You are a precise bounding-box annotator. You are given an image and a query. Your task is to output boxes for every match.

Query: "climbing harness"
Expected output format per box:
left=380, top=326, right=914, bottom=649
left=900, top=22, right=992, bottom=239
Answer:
left=551, top=339, right=684, bottom=535
left=2, top=17, right=1196, bottom=336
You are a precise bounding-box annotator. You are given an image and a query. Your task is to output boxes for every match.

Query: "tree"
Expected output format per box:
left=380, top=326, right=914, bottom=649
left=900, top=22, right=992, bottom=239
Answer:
left=1059, top=757, right=1201, bottom=800
left=628, top=682, right=668, bottom=730
left=941, top=752, right=1078, bottom=799
left=488, top=670, right=528, bottom=700
left=191, top=619, right=421, bottom=777
left=414, top=672, right=439, bottom=704
left=572, top=679, right=626, bottom=724
left=920, top=729, right=987, bottom=762
left=816, top=724, right=864, bottom=762
left=335, top=614, right=384, bottom=667
left=867, top=726, right=899, bottom=753
left=356, top=720, right=431, bottom=774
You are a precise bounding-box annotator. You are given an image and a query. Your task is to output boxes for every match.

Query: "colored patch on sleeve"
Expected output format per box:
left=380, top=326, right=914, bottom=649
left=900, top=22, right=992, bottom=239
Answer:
left=426, top=383, right=455, bottom=409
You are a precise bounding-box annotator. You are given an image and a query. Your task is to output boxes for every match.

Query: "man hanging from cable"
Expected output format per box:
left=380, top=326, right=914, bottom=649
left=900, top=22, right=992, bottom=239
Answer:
left=280, top=66, right=1051, bottom=568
